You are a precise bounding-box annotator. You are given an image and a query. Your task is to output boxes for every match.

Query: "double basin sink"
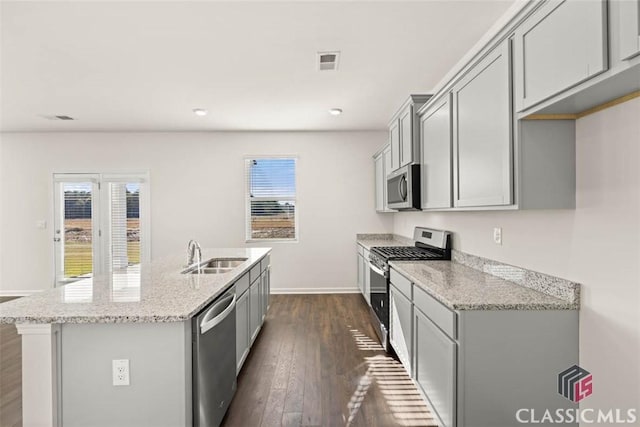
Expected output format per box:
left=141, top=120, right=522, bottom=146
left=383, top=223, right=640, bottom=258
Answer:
left=181, top=258, right=247, bottom=275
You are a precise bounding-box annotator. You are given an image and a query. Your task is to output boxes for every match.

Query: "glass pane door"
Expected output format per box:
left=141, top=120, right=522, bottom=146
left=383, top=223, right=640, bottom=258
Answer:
left=54, top=179, right=99, bottom=286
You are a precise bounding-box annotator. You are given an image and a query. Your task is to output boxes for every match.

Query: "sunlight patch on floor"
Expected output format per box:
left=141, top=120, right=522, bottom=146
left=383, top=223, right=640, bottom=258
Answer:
left=349, top=328, right=385, bottom=351
left=345, top=328, right=438, bottom=427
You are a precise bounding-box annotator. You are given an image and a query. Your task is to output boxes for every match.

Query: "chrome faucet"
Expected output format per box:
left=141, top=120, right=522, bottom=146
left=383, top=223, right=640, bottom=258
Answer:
left=187, top=240, right=202, bottom=267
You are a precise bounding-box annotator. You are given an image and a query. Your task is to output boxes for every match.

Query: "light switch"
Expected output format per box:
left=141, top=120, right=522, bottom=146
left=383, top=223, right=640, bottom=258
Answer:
left=35, top=220, right=47, bottom=229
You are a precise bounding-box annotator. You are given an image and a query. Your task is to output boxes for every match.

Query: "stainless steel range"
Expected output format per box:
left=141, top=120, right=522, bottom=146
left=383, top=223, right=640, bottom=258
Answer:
left=368, top=227, right=451, bottom=351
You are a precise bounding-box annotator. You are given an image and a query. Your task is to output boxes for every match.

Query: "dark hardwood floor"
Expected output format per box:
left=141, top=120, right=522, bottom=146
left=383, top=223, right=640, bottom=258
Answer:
left=223, top=294, right=437, bottom=427
left=0, top=294, right=436, bottom=427
left=0, top=297, right=22, bottom=427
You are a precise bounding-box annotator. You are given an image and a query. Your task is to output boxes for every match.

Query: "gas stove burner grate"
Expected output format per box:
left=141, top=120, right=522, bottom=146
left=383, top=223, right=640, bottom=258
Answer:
left=370, top=246, right=446, bottom=261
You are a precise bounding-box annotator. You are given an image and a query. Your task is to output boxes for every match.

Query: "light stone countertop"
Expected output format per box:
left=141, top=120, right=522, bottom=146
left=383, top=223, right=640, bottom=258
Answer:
left=390, top=260, right=578, bottom=311
left=356, top=234, right=413, bottom=250
left=0, top=248, right=270, bottom=324
left=356, top=234, right=578, bottom=311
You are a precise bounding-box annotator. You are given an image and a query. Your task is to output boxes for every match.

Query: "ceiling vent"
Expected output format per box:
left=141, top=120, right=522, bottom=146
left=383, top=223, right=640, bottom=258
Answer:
left=317, top=51, right=340, bottom=71
left=40, top=115, right=75, bottom=121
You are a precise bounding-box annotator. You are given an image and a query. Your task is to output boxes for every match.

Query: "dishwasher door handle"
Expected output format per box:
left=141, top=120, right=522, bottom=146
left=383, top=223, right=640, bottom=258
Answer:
left=200, top=293, right=236, bottom=335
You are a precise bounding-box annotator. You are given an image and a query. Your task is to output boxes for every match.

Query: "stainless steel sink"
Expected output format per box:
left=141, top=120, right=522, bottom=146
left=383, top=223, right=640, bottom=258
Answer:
left=200, top=259, right=246, bottom=269
left=181, top=258, right=247, bottom=275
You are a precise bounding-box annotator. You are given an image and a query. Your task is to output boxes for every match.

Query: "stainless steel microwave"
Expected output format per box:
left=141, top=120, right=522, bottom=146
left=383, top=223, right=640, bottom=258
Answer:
left=387, top=164, right=420, bottom=210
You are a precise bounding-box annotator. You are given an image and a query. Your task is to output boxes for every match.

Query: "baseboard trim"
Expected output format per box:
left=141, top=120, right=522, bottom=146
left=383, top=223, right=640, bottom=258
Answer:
left=0, top=290, right=42, bottom=297
left=271, top=287, right=360, bottom=295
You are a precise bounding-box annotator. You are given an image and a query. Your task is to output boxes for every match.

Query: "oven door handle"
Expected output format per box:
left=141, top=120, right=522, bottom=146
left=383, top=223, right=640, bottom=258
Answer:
left=368, top=261, right=386, bottom=277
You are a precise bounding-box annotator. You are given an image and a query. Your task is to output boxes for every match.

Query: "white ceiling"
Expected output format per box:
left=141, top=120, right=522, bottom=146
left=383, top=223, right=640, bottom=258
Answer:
left=0, top=1, right=514, bottom=132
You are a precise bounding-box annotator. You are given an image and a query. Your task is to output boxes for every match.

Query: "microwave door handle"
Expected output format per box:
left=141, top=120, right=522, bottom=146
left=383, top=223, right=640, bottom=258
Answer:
left=399, top=176, right=407, bottom=200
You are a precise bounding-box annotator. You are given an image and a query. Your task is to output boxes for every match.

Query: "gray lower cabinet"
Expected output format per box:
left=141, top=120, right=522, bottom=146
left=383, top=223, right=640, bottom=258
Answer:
left=356, top=245, right=371, bottom=305
left=357, top=252, right=364, bottom=295
left=414, top=308, right=456, bottom=427
left=235, top=288, right=250, bottom=373
left=619, top=0, right=640, bottom=60
left=419, top=93, right=453, bottom=209
left=249, top=277, right=262, bottom=344
left=515, top=0, right=608, bottom=111
left=363, top=249, right=371, bottom=305
left=388, top=267, right=579, bottom=427
left=453, top=40, right=512, bottom=207
left=389, top=284, right=413, bottom=376
left=235, top=272, right=251, bottom=373
left=237, top=257, right=270, bottom=373
left=261, top=266, right=270, bottom=321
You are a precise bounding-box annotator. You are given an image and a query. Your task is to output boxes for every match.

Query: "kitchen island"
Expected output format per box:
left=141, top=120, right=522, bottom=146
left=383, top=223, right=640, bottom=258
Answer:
left=0, top=247, right=271, bottom=427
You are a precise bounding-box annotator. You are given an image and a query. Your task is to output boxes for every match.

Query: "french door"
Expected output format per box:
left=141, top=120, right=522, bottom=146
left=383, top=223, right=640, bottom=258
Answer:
left=53, top=173, right=148, bottom=286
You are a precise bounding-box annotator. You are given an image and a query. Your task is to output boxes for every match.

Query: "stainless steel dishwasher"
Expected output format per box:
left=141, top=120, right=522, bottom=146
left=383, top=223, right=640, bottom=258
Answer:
left=192, top=288, right=237, bottom=427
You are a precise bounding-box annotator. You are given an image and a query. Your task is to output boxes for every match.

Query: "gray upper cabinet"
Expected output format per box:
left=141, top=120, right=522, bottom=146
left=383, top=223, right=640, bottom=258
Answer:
left=383, top=145, right=392, bottom=211
left=619, top=0, right=640, bottom=60
left=374, top=144, right=393, bottom=212
left=420, top=93, right=453, bottom=209
left=389, top=120, right=401, bottom=171
left=515, top=0, right=608, bottom=111
left=374, top=153, right=384, bottom=211
left=399, top=106, right=413, bottom=167
left=453, top=40, right=512, bottom=207
left=388, top=95, right=431, bottom=174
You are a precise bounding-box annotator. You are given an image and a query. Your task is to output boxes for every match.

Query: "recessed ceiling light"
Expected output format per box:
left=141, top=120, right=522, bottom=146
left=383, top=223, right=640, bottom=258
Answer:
left=192, top=108, right=208, bottom=116
left=329, top=108, right=343, bottom=116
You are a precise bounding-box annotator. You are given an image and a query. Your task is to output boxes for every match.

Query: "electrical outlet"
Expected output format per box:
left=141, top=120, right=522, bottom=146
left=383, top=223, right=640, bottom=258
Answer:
left=493, top=227, right=502, bottom=245
left=112, top=359, right=130, bottom=386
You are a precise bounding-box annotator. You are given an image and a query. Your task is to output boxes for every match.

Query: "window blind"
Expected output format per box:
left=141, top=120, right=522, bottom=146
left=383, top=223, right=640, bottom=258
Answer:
left=245, top=157, right=297, bottom=241
left=109, top=182, right=141, bottom=271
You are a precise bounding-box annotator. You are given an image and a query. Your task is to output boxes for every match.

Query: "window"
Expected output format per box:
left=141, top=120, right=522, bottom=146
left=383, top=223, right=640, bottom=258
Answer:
left=53, top=173, right=149, bottom=286
left=245, top=157, right=297, bottom=241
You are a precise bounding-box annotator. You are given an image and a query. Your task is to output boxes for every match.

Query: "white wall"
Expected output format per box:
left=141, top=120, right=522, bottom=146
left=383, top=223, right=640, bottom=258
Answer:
left=0, top=131, right=392, bottom=295
left=394, top=98, right=640, bottom=413
left=0, top=134, right=3, bottom=292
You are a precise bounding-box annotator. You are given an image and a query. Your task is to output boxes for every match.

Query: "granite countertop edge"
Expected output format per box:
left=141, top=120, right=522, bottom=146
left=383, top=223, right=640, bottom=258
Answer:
left=0, top=248, right=271, bottom=325
left=390, top=261, right=579, bottom=312
left=356, top=234, right=413, bottom=250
